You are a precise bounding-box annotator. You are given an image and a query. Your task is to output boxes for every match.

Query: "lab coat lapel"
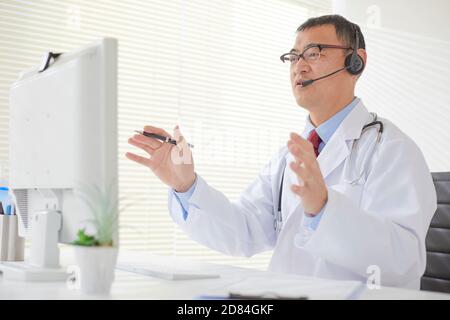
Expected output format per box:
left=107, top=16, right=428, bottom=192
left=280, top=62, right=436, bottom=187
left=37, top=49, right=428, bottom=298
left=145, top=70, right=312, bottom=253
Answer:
left=283, top=100, right=371, bottom=220
left=318, top=100, right=371, bottom=179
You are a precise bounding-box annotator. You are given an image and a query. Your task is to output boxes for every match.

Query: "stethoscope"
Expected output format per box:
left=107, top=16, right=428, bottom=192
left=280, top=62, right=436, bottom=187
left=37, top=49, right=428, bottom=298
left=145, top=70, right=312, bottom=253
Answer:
left=274, top=113, right=384, bottom=234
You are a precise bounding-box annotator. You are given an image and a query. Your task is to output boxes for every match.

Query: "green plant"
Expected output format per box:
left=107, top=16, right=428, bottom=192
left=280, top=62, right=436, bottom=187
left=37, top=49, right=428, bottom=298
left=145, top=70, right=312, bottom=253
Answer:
left=73, top=180, right=119, bottom=247
left=73, top=229, right=99, bottom=246
left=72, top=180, right=150, bottom=247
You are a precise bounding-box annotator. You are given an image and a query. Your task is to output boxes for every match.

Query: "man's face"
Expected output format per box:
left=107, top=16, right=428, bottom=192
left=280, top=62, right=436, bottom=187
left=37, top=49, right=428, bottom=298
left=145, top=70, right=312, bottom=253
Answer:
left=290, top=24, right=353, bottom=109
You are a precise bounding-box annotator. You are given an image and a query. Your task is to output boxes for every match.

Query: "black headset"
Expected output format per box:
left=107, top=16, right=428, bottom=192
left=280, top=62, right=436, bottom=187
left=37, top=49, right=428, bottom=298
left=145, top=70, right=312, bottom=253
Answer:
left=344, top=24, right=364, bottom=75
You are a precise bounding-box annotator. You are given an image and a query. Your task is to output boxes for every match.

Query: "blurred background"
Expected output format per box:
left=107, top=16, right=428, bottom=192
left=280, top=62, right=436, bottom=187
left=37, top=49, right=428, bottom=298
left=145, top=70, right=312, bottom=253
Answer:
left=0, top=0, right=449, bottom=270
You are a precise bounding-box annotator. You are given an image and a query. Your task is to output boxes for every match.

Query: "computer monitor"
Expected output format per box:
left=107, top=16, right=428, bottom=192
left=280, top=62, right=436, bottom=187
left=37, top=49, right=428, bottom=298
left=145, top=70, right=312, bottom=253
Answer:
left=0, top=38, right=118, bottom=281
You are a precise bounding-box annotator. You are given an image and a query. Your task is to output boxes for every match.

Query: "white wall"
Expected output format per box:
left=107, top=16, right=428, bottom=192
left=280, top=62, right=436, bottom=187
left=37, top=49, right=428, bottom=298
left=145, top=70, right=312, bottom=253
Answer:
left=333, top=0, right=450, bottom=171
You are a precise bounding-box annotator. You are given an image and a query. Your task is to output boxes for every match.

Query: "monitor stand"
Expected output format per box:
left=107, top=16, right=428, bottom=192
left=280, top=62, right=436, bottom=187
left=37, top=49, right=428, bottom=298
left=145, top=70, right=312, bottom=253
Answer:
left=0, top=210, right=67, bottom=281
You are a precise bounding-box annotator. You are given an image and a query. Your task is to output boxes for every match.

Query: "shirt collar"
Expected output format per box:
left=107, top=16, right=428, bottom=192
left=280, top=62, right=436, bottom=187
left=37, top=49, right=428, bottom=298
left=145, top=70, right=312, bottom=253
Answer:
left=304, top=97, right=360, bottom=143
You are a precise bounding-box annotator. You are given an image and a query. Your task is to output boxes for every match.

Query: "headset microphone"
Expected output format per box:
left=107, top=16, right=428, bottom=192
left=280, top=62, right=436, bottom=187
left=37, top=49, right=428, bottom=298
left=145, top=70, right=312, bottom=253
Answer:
left=299, top=66, right=349, bottom=87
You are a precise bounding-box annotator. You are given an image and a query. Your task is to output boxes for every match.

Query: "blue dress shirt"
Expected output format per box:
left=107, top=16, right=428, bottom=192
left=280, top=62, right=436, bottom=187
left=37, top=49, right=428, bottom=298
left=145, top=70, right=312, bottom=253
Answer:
left=172, top=174, right=198, bottom=221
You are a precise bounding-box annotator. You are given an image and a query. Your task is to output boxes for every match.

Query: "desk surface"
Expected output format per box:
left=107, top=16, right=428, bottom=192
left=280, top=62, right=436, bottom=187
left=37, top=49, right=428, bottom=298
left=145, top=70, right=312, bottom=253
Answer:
left=0, top=247, right=449, bottom=300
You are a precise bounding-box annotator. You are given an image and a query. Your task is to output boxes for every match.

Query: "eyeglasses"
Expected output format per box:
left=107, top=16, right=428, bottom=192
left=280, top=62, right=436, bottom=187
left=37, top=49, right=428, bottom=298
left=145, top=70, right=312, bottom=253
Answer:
left=280, top=44, right=352, bottom=64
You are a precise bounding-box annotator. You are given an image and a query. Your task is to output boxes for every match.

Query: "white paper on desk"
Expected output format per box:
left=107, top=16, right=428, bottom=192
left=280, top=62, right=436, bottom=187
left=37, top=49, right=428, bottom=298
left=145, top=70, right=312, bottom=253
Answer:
left=225, top=274, right=364, bottom=300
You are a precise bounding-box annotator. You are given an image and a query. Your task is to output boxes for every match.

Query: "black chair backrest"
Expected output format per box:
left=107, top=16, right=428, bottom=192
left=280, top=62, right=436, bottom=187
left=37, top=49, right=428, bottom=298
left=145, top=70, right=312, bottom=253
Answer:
left=420, top=172, right=450, bottom=293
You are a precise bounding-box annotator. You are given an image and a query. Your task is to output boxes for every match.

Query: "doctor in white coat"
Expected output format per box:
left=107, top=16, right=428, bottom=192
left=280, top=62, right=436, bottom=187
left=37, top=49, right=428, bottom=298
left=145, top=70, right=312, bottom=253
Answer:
left=126, top=15, right=437, bottom=289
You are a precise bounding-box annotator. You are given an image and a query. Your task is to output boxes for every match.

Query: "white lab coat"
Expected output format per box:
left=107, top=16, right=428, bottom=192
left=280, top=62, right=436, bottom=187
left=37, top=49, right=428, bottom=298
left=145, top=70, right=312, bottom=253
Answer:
left=168, top=100, right=437, bottom=289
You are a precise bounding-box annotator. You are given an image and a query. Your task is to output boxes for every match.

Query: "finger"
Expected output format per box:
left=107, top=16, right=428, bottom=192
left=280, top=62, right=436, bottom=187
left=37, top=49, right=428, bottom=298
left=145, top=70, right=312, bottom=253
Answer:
left=173, top=125, right=188, bottom=143
left=288, top=133, right=315, bottom=157
left=173, top=125, right=184, bottom=145
left=128, top=137, right=155, bottom=155
left=125, top=152, right=152, bottom=167
left=132, top=134, right=162, bottom=149
left=173, top=125, right=191, bottom=152
left=287, top=143, right=313, bottom=167
left=290, top=132, right=312, bottom=149
left=289, top=161, right=308, bottom=186
left=173, top=125, right=181, bottom=139
left=144, top=125, right=173, bottom=139
left=288, top=138, right=314, bottom=156
left=291, top=184, right=307, bottom=196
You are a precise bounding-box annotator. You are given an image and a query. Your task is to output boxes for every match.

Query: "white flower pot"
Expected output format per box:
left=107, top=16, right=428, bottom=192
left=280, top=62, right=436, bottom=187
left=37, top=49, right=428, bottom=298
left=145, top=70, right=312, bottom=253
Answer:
left=73, top=245, right=118, bottom=295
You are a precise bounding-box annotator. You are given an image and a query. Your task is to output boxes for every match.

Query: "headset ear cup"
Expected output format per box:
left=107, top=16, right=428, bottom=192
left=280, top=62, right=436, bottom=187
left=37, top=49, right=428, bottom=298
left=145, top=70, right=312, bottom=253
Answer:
left=345, top=53, right=364, bottom=75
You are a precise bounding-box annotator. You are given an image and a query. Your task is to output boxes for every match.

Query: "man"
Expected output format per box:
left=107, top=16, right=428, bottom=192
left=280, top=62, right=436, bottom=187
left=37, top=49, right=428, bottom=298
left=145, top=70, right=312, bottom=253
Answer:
left=126, top=15, right=437, bottom=289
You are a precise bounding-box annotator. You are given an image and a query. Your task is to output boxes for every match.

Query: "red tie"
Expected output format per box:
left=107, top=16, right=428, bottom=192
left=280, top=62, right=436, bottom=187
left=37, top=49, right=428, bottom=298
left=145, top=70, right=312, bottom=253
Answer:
left=307, top=129, right=322, bottom=157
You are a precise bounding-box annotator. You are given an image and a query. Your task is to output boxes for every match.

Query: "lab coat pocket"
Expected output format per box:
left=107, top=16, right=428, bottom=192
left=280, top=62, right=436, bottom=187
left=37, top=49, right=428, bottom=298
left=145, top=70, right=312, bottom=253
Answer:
left=330, top=182, right=364, bottom=206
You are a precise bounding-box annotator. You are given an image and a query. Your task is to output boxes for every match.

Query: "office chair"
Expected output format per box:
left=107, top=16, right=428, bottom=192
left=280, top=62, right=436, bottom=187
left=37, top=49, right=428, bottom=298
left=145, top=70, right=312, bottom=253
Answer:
left=420, top=172, right=450, bottom=293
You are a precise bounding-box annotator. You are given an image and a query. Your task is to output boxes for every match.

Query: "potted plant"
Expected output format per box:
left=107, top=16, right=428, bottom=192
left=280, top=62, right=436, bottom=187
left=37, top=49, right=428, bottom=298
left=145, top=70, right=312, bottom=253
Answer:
left=72, top=181, right=119, bottom=295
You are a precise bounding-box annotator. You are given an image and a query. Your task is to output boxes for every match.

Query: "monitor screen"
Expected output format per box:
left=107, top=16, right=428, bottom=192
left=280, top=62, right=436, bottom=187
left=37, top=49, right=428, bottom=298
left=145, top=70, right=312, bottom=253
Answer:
left=9, top=38, right=118, bottom=244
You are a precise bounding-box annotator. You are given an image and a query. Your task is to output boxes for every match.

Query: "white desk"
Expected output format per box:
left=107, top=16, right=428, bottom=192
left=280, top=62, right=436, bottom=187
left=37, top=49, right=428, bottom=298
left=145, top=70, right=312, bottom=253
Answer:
left=0, top=247, right=449, bottom=300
